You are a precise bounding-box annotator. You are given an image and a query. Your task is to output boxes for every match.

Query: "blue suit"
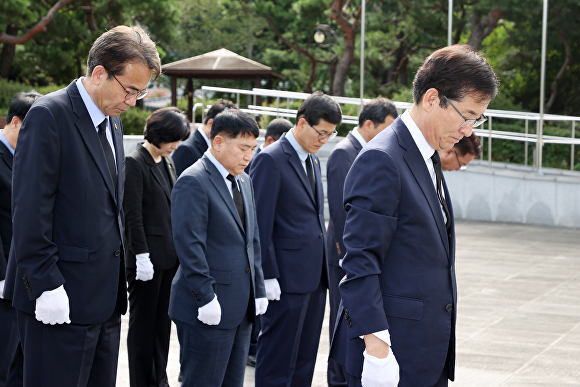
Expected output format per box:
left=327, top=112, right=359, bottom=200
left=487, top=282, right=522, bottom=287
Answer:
left=330, top=117, right=457, bottom=387
left=250, top=133, right=327, bottom=386
left=325, top=132, right=363, bottom=386
left=172, top=128, right=208, bottom=176
left=169, top=155, right=265, bottom=387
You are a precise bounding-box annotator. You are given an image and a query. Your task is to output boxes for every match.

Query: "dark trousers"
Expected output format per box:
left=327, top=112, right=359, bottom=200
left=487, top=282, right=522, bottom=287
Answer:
left=248, top=316, right=260, bottom=357
left=255, top=281, right=326, bottom=387
left=0, top=300, right=23, bottom=387
left=16, top=309, right=121, bottom=387
left=127, top=263, right=178, bottom=387
left=174, top=312, right=252, bottom=387
left=327, top=264, right=348, bottom=387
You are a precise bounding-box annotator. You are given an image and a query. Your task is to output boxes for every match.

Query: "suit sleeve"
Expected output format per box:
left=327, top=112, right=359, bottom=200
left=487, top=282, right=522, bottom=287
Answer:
left=339, top=148, right=401, bottom=339
left=326, top=148, right=351, bottom=261
left=12, top=105, right=64, bottom=300
left=171, top=174, right=215, bottom=306
left=0, top=234, right=5, bottom=279
left=248, top=179, right=266, bottom=299
left=249, top=151, right=281, bottom=280
left=172, top=145, right=194, bottom=177
left=123, top=156, right=148, bottom=256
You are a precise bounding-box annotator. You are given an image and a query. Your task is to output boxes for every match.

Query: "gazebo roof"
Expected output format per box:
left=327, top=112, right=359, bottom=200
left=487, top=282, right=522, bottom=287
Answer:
left=161, top=48, right=284, bottom=80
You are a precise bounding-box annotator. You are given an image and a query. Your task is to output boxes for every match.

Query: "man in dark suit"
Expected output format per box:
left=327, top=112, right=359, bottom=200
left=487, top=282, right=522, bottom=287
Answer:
left=169, top=109, right=267, bottom=387
left=330, top=45, right=499, bottom=387
left=172, top=99, right=237, bottom=176
left=245, top=117, right=292, bottom=367
left=251, top=91, right=343, bottom=387
left=325, top=98, right=398, bottom=387
left=0, top=90, right=42, bottom=387
left=2, top=26, right=161, bottom=387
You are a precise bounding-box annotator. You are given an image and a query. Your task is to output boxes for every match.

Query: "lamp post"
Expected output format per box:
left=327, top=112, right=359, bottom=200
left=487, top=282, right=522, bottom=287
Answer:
left=448, top=0, right=453, bottom=46
left=360, top=0, right=366, bottom=113
left=537, top=0, right=548, bottom=174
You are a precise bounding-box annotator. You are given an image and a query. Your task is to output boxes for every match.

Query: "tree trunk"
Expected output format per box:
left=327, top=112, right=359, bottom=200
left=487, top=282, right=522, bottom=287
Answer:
left=332, top=39, right=354, bottom=96
left=545, top=7, right=571, bottom=113
left=466, top=9, right=502, bottom=50
left=0, top=25, right=18, bottom=78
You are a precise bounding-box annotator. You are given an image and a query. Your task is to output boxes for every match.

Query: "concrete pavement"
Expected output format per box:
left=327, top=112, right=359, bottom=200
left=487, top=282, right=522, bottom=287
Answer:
left=116, top=220, right=580, bottom=386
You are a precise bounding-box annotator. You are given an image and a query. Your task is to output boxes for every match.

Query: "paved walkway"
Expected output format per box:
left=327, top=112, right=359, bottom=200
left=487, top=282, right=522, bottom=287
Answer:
left=116, top=220, right=580, bottom=386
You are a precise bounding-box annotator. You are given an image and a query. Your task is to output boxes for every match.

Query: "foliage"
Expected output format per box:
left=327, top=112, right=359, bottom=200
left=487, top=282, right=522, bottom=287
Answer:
left=121, top=107, right=152, bottom=135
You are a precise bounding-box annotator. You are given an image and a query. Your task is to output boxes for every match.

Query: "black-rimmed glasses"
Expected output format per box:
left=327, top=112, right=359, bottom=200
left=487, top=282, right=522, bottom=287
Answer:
left=309, top=123, right=337, bottom=140
left=454, top=149, right=467, bottom=170
left=441, top=95, right=487, bottom=128
left=111, top=73, right=149, bottom=100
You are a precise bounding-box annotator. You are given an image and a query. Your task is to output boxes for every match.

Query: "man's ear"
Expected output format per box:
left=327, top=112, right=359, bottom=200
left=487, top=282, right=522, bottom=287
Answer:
left=265, top=136, right=276, bottom=146
left=10, top=116, right=22, bottom=127
left=422, top=88, right=440, bottom=112
left=91, top=65, right=107, bottom=86
left=295, top=117, right=308, bottom=132
left=212, top=135, right=223, bottom=150
left=206, top=118, right=214, bottom=128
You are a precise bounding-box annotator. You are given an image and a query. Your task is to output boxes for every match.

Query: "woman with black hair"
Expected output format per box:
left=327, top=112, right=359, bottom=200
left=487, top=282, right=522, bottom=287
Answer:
left=123, top=107, right=190, bottom=387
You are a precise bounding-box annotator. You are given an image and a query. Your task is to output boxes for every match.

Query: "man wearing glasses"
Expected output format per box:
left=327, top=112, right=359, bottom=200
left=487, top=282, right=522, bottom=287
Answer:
left=330, top=45, right=498, bottom=387
left=250, top=91, right=342, bottom=386
left=440, top=133, right=483, bottom=171
left=3, top=26, right=160, bottom=387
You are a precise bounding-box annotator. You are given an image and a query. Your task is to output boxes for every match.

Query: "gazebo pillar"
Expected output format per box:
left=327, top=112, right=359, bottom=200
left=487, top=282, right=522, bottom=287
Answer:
left=171, top=76, right=177, bottom=107
left=187, top=77, right=194, bottom=122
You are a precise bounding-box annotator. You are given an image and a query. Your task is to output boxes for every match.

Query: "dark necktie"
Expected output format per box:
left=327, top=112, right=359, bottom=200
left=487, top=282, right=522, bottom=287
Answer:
left=227, top=174, right=245, bottom=230
left=306, top=155, right=316, bottom=199
left=431, top=151, right=451, bottom=234
left=98, top=118, right=117, bottom=192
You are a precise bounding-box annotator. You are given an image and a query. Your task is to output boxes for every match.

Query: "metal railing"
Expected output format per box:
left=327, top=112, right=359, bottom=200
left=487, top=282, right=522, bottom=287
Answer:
left=200, top=86, right=580, bottom=172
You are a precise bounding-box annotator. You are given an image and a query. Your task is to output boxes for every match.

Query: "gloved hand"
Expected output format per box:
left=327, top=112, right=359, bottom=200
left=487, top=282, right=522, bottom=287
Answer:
left=255, top=297, right=268, bottom=315
left=264, top=278, right=281, bottom=301
left=361, top=348, right=400, bottom=387
left=0, top=279, right=4, bottom=299
left=136, top=252, right=154, bottom=281
left=35, top=285, right=71, bottom=325
left=198, top=294, right=221, bottom=325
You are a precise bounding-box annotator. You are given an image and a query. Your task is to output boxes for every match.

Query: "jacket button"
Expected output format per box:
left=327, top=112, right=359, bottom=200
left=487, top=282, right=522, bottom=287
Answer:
left=246, top=268, right=251, bottom=273
left=446, top=304, right=453, bottom=312
left=319, top=234, right=323, bottom=239
left=114, top=250, right=121, bottom=257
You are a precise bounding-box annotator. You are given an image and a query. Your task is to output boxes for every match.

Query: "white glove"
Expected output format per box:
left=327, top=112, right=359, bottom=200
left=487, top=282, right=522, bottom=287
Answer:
left=135, top=252, right=154, bottom=281
left=361, top=348, right=400, bottom=387
left=0, top=279, right=4, bottom=299
left=264, top=278, right=281, bottom=301
left=198, top=294, right=221, bottom=325
left=35, top=285, right=71, bottom=325
left=255, top=297, right=268, bottom=315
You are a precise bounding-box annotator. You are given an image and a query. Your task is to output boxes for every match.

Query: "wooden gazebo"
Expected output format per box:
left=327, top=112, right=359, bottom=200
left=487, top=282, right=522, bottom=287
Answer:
left=162, top=48, right=285, bottom=121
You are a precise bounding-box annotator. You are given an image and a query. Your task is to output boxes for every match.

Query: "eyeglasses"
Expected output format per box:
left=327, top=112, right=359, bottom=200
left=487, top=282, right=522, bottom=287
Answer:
left=453, top=149, right=467, bottom=170
left=441, top=95, right=487, bottom=128
left=110, top=73, right=149, bottom=100
left=308, top=123, right=337, bottom=140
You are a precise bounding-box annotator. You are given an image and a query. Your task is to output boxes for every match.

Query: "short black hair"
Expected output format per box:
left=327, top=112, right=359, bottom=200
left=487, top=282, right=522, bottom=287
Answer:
left=455, top=133, right=482, bottom=157
left=413, top=45, right=499, bottom=107
left=296, top=91, right=342, bottom=126
left=144, top=107, right=191, bottom=147
left=358, top=98, right=398, bottom=127
left=210, top=109, right=260, bottom=141
left=205, top=99, right=238, bottom=125
left=7, top=90, right=43, bottom=123
left=265, top=118, right=292, bottom=141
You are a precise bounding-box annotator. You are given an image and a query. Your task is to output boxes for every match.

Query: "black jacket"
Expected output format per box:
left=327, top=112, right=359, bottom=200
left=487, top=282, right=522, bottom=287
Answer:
left=171, top=129, right=208, bottom=177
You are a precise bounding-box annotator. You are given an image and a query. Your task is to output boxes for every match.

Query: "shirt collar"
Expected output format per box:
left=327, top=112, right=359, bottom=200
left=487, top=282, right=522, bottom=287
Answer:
left=351, top=127, right=367, bottom=147
left=205, top=149, right=239, bottom=181
left=0, top=130, right=14, bottom=155
left=401, top=110, right=435, bottom=162
left=199, top=127, right=211, bottom=148
left=286, top=128, right=309, bottom=162
left=76, top=77, right=107, bottom=128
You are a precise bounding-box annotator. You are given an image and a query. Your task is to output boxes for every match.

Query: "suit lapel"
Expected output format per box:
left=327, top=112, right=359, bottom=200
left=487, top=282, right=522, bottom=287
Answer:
left=393, top=120, right=450, bottom=256
left=165, top=158, right=177, bottom=188
left=194, top=129, right=208, bottom=155
left=239, top=175, right=253, bottom=242
left=0, top=142, right=13, bottom=171
left=67, top=81, right=117, bottom=204
left=202, top=157, right=245, bottom=232
left=280, top=136, right=316, bottom=207
left=312, top=155, right=323, bottom=211
left=111, top=117, right=124, bottom=206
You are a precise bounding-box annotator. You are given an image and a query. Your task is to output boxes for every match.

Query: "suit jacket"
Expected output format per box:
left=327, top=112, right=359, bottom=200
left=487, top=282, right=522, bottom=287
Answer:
left=244, top=145, right=261, bottom=174
left=123, top=144, right=178, bottom=270
left=169, top=155, right=265, bottom=329
left=0, top=141, right=13, bottom=276
left=249, top=133, right=327, bottom=294
left=172, top=128, right=208, bottom=177
left=3, top=80, right=127, bottom=324
left=326, top=132, right=363, bottom=268
left=330, top=117, right=457, bottom=387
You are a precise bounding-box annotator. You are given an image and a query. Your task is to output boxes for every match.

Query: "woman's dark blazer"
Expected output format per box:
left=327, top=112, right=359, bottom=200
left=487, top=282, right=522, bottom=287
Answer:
left=123, top=144, right=178, bottom=271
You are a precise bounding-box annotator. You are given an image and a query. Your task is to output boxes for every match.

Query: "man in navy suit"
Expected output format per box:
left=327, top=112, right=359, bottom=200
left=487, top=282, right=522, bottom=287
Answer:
left=0, top=90, right=42, bottom=387
left=330, top=45, right=499, bottom=387
left=3, top=26, right=161, bottom=387
left=169, top=109, right=267, bottom=387
left=251, top=91, right=343, bottom=386
left=325, top=98, right=398, bottom=387
left=172, top=99, right=237, bottom=176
